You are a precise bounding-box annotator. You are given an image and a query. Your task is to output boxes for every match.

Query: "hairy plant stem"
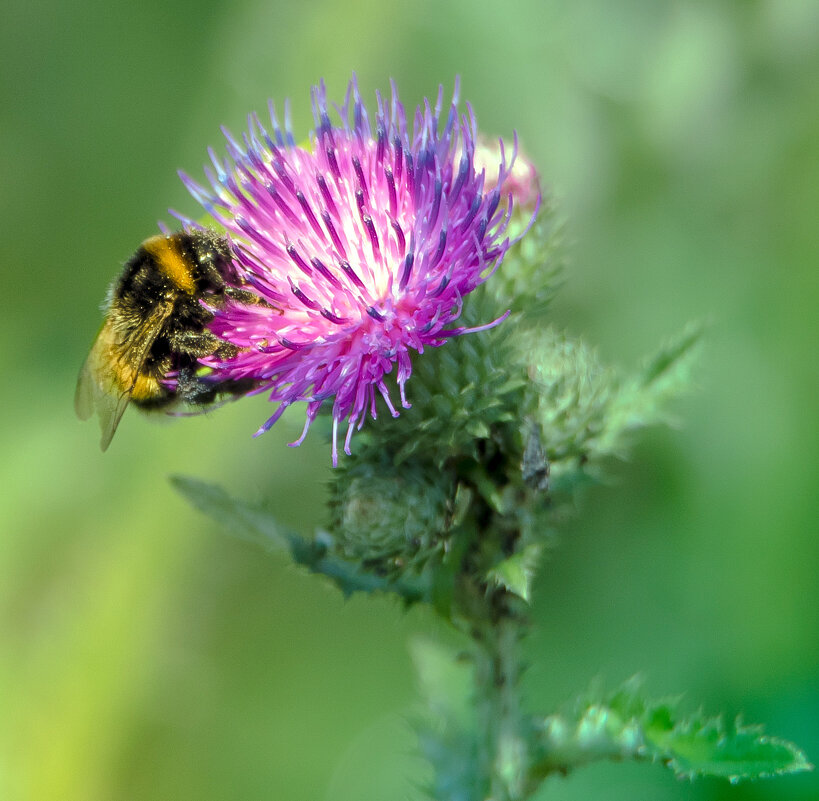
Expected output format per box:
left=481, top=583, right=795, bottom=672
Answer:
left=477, top=613, right=528, bottom=800
left=458, top=584, right=530, bottom=801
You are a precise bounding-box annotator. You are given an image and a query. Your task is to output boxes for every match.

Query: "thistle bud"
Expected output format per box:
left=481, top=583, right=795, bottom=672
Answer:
left=330, top=459, right=452, bottom=575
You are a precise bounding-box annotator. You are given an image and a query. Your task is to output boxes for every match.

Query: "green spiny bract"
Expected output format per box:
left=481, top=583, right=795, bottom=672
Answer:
left=521, top=329, right=615, bottom=481
left=485, top=194, right=565, bottom=321
left=329, top=455, right=453, bottom=577
left=323, top=218, right=699, bottom=610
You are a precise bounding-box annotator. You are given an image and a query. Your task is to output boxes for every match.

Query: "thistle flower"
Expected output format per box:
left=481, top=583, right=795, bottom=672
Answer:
left=179, top=77, right=531, bottom=464
left=473, top=137, right=541, bottom=210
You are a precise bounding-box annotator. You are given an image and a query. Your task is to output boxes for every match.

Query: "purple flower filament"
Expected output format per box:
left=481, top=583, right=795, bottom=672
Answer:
left=178, top=77, right=524, bottom=465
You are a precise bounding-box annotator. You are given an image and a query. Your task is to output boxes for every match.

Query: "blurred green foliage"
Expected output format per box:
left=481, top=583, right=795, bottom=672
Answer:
left=0, top=1, right=816, bottom=799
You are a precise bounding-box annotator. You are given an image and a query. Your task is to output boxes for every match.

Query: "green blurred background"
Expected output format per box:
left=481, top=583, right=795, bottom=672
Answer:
left=1, top=0, right=816, bottom=799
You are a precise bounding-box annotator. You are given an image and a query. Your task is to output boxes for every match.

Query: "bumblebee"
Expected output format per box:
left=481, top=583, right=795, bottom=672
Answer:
left=76, top=228, right=262, bottom=450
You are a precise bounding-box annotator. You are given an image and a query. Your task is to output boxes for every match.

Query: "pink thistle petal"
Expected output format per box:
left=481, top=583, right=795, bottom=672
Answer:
left=183, top=76, right=536, bottom=461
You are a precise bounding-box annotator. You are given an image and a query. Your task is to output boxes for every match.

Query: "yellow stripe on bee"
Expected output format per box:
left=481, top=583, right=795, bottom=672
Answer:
left=130, top=372, right=163, bottom=402
left=143, top=235, right=196, bottom=293
left=105, top=354, right=160, bottom=401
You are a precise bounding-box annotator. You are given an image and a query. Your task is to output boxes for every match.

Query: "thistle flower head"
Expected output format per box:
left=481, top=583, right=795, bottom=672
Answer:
left=473, top=137, right=541, bottom=210
left=179, top=77, right=530, bottom=463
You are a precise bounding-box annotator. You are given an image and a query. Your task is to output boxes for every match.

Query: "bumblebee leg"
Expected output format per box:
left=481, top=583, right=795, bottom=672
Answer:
left=176, top=367, right=220, bottom=405
left=206, top=255, right=231, bottom=287
left=225, top=286, right=276, bottom=307
left=169, top=330, right=239, bottom=359
left=176, top=369, right=259, bottom=406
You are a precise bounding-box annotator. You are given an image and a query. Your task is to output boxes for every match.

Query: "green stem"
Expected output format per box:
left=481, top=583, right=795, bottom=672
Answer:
left=473, top=608, right=529, bottom=801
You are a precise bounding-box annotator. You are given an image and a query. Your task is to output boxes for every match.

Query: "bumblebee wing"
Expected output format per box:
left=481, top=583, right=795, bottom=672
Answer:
left=74, top=323, right=105, bottom=422
left=75, top=301, right=174, bottom=450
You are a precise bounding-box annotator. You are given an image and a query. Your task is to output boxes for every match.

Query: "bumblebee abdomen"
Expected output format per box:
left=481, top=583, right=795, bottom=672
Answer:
left=104, top=338, right=168, bottom=406
left=130, top=372, right=166, bottom=405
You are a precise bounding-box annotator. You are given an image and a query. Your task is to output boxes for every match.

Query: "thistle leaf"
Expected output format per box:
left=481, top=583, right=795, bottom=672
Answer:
left=598, top=322, right=704, bottom=450
left=638, top=322, right=703, bottom=389
left=530, top=677, right=812, bottom=784
left=486, top=544, right=543, bottom=602
left=170, top=474, right=291, bottom=551
left=172, top=475, right=426, bottom=603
